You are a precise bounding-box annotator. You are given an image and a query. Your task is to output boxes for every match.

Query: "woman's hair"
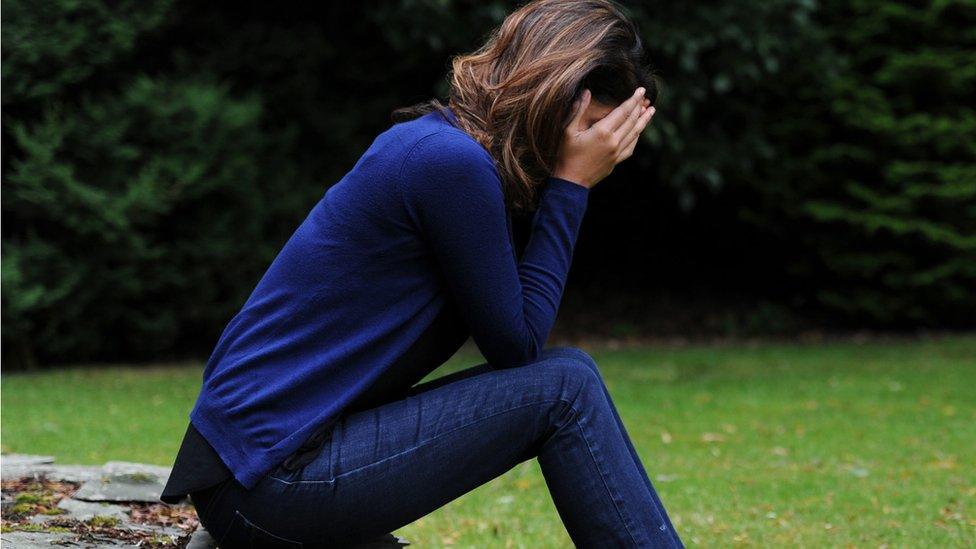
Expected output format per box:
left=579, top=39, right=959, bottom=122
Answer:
left=392, top=0, right=658, bottom=212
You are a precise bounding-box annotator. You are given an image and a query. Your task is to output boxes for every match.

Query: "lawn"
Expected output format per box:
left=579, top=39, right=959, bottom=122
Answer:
left=2, top=336, right=974, bottom=547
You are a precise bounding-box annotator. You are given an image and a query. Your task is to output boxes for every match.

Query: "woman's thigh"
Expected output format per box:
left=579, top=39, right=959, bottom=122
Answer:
left=207, top=353, right=599, bottom=547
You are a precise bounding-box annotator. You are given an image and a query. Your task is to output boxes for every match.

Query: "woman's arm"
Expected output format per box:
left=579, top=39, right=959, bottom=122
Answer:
left=398, top=132, right=586, bottom=369
left=398, top=88, right=654, bottom=369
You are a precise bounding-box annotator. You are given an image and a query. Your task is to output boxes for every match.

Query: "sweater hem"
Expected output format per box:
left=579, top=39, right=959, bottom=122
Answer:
left=190, top=404, right=268, bottom=491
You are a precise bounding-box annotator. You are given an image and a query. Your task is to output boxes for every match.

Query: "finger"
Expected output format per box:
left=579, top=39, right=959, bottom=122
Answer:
left=630, top=105, right=656, bottom=139
left=635, top=105, right=656, bottom=134
left=613, top=97, right=644, bottom=141
left=616, top=131, right=639, bottom=163
left=620, top=105, right=655, bottom=150
left=592, top=87, right=645, bottom=134
left=616, top=127, right=643, bottom=163
left=596, top=87, right=643, bottom=134
left=616, top=124, right=640, bottom=161
left=567, top=88, right=591, bottom=133
left=616, top=107, right=655, bottom=162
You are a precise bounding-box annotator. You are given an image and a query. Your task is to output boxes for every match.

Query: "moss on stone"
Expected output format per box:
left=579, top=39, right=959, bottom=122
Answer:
left=88, top=515, right=121, bottom=528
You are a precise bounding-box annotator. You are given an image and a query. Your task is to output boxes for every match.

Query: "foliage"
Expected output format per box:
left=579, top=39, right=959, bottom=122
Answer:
left=2, top=0, right=973, bottom=366
left=751, top=0, right=976, bottom=325
left=2, top=0, right=305, bottom=366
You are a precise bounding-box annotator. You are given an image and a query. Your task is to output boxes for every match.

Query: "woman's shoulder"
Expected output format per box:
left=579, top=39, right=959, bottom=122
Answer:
left=392, top=113, right=495, bottom=176
left=392, top=118, right=503, bottom=205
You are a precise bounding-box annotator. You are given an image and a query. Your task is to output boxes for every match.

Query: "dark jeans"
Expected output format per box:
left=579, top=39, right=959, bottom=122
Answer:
left=191, top=347, right=684, bottom=548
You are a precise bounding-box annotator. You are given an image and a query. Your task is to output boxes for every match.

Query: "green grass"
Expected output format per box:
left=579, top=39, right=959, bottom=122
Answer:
left=3, top=337, right=974, bottom=547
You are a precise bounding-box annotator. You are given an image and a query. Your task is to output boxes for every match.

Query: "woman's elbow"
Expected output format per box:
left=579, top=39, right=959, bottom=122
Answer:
left=485, top=334, right=543, bottom=369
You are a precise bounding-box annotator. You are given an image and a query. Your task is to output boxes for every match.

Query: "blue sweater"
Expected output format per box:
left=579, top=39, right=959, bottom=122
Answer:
left=190, top=107, right=590, bottom=490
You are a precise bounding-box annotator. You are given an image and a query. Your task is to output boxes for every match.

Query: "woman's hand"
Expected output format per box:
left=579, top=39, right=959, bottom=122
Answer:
left=553, top=87, right=656, bottom=189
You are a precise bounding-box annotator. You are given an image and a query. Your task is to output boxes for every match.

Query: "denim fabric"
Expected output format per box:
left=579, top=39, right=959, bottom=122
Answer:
left=193, top=347, right=684, bottom=548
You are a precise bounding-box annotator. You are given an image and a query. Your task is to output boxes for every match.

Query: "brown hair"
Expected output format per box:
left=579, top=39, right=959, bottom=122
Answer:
left=392, top=0, right=658, bottom=212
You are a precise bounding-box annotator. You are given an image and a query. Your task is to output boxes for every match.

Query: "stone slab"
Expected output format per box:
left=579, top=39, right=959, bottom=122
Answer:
left=0, top=531, right=129, bottom=548
left=29, top=497, right=129, bottom=523
left=1, top=463, right=105, bottom=483
left=1, top=454, right=410, bottom=547
left=73, top=462, right=170, bottom=503
left=0, top=454, right=55, bottom=467
left=102, top=460, right=172, bottom=478
left=185, top=526, right=217, bottom=548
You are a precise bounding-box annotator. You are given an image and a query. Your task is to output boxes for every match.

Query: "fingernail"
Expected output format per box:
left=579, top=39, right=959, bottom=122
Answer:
left=637, top=87, right=646, bottom=96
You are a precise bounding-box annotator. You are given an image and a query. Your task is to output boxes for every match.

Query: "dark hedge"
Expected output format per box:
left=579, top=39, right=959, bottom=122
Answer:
left=3, top=0, right=973, bottom=367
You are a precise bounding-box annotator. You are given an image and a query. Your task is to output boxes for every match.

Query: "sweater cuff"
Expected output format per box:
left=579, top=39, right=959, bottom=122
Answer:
left=545, top=176, right=590, bottom=203
left=540, top=176, right=589, bottom=224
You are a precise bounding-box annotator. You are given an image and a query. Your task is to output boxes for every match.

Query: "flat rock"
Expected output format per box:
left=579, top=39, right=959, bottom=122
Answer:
left=185, top=526, right=217, bottom=548
left=1, top=463, right=105, bottom=483
left=0, top=453, right=105, bottom=484
left=1, top=456, right=201, bottom=548
left=0, top=454, right=55, bottom=466
left=1, top=455, right=410, bottom=548
left=73, top=462, right=170, bottom=503
left=125, top=521, right=186, bottom=537
left=103, top=460, right=172, bottom=478
left=29, top=497, right=130, bottom=523
left=0, top=530, right=129, bottom=548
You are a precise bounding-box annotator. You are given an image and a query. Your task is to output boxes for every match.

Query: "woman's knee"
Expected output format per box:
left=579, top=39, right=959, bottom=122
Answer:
left=540, top=346, right=602, bottom=380
left=531, top=347, right=604, bottom=401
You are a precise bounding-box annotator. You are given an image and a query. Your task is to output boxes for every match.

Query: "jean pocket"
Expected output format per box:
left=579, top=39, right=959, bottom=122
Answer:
left=218, top=509, right=304, bottom=548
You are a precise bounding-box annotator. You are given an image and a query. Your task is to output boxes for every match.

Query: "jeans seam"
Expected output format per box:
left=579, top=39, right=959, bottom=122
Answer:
left=566, top=402, right=645, bottom=548
left=269, top=398, right=571, bottom=485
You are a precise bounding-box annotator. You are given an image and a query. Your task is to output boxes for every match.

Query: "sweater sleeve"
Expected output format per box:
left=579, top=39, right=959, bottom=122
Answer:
left=397, top=130, right=589, bottom=369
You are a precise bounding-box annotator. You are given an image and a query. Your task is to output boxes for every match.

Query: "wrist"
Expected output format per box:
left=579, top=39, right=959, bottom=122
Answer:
left=547, top=176, right=592, bottom=201
left=551, top=170, right=590, bottom=189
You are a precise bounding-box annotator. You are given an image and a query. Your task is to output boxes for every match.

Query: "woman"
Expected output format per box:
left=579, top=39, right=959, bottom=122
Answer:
left=160, top=0, right=682, bottom=546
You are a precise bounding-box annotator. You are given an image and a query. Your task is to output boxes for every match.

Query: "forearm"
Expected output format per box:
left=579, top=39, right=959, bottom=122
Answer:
left=504, top=176, right=590, bottom=365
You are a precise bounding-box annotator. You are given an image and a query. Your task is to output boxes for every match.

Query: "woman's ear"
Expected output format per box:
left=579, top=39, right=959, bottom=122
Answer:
left=573, top=89, right=591, bottom=116
left=565, top=88, right=592, bottom=132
